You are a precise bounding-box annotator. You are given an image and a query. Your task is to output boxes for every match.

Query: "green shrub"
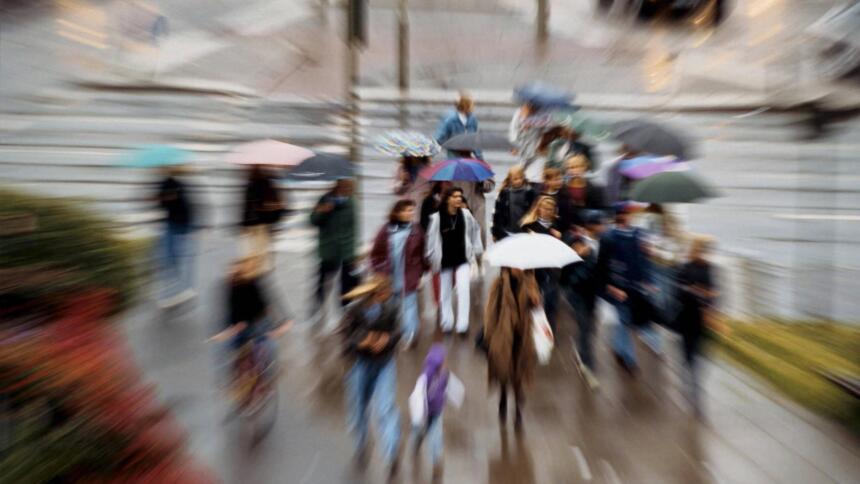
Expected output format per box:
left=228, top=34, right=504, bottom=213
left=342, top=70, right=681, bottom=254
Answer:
left=0, top=188, right=147, bottom=318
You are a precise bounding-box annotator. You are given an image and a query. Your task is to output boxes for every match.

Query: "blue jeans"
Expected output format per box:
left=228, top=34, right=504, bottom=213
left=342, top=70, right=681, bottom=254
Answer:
left=346, top=358, right=401, bottom=464
left=565, top=290, right=595, bottom=370
left=400, top=291, right=419, bottom=344
left=227, top=318, right=277, bottom=382
left=412, top=412, right=444, bottom=465
left=610, top=298, right=636, bottom=366
left=157, top=223, right=193, bottom=299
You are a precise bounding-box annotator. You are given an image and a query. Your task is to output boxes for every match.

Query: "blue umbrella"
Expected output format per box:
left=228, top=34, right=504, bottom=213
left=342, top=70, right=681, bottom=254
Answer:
left=514, top=82, right=575, bottom=108
left=419, top=158, right=494, bottom=182
left=117, top=145, right=191, bottom=168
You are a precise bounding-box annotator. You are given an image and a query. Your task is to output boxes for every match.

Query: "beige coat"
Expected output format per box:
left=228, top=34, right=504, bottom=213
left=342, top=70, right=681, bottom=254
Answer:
left=484, top=269, right=540, bottom=387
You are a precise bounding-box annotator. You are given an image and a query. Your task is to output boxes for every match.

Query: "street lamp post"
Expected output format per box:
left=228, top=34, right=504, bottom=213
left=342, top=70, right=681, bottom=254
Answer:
left=397, top=0, right=409, bottom=90
left=537, top=0, right=549, bottom=41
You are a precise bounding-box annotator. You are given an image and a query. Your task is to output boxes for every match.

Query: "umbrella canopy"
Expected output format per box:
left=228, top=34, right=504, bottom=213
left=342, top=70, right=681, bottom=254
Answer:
left=118, top=145, right=191, bottom=168
left=621, top=157, right=689, bottom=180
left=612, top=119, right=695, bottom=160
left=226, top=139, right=314, bottom=166
left=442, top=132, right=511, bottom=152
left=514, top=82, right=575, bottom=108
left=628, top=170, right=719, bottom=203
left=486, top=233, right=581, bottom=269
left=286, top=153, right=354, bottom=181
left=419, top=158, right=494, bottom=182
left=375, top=131, right=441, bottom=157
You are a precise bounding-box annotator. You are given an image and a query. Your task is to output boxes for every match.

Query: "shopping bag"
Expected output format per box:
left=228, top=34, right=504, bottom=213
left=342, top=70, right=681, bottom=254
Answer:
left=446, top=373, right=465, bottom=409
left=409, top=374, right=428, bottom=427
left=531, top=307, right=554, bottom=365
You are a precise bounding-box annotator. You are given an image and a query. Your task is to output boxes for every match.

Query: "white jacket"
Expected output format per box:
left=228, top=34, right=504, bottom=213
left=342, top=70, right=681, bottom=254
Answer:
left=425, top=209, right=484, bottom=273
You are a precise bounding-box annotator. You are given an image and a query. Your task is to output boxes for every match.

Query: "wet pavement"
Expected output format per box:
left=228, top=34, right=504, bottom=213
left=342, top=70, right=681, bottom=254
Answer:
left=119, top=225, right=860, bottom=483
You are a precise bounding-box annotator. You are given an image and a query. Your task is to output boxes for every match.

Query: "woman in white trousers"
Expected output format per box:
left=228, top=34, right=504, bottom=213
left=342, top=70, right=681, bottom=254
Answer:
left=425, top=187, right=484, bottom=335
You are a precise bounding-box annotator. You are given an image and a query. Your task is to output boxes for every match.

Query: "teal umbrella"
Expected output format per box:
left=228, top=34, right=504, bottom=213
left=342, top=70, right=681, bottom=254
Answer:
left=629, top=170, right=720, bottom=203
left=118, top=145, right=191, bottom=168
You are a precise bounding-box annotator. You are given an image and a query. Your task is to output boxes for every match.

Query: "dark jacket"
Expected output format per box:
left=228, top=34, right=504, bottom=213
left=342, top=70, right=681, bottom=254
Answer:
left=369, top=223, right=428, bottom=293
left=492, top=186, right=537, bottom=241
left=310, top=193, right=357, bottom=263
left=596, top=226, right=652, bottom=294
left=157, top=176, right=195, bottom=227
left=561, top=243, right=599, bottom=311
left=540, top=188, right=575, bottom=234
left=241, top=175, right=284, bottom=227
left=340, top=297, right=402, bottom=361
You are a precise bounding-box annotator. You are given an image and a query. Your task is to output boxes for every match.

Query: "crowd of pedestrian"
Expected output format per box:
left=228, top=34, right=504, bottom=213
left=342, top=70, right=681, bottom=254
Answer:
left=149, top=90, right=720, bottom=482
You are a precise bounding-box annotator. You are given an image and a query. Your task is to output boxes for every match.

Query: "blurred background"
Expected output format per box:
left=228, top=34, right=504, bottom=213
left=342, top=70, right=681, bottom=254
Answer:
left=1, top=1, right=859, bottom=483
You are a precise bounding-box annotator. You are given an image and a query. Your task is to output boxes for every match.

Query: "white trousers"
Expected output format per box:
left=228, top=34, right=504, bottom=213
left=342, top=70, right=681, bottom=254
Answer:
left=440, top=263, right=471, bottom=333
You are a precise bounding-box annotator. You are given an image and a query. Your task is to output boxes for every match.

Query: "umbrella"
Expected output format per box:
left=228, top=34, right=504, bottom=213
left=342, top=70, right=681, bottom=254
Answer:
left=514, top=82, right=575, bottom=108
left=612, top=119, right=695, bottom=159
left=442, top=132, right=511, bottom=152
left=118, top=145, right=190, bottom=168
left=375, top=131, right=440, bottom=157
left=486, top=233, right=581, bottom=269
left=419, top=158, right=494, bottom=182
left=628, top=170, right=720, bottom=203
left=286, top=153, right=354, bottom=181
left=226, top=139, right=314, bottom=166
left=621, top=158, right=690, bottom=180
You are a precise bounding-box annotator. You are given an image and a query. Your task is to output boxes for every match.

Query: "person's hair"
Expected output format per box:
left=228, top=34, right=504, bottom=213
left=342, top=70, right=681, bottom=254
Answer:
left=542, top=167, right=562, bottom=182
left=388, top=199, right=416, bottom=223
left=440, top=187, right=464, bottom=211
left=456, top=92, right=473, bottom=112
left=538, top=127, right=564, bottom=152
left=401, top=155, right=430, bottom=167
left=500, top=165, right=526, bottom=191
left=689, top=234, right=714, bottom=261
left=520, top=195, right=557, bottom=227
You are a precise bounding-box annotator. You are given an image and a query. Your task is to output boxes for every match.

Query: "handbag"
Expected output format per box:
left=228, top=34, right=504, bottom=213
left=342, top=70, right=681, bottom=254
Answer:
left=531, top=306, right=554, bottom=365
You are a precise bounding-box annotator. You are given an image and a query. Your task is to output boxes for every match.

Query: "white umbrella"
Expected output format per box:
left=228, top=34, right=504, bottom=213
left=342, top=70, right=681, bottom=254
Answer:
left=485, top=233, right=581, bottom=270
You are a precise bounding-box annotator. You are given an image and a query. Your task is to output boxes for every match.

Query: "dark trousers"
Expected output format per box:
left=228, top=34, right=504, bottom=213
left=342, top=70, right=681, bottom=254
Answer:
left=315, top=259, right=358, bottom=310
left=536, top=269, right=559, bottom=332
left=565, top=290, right=596, bottom=370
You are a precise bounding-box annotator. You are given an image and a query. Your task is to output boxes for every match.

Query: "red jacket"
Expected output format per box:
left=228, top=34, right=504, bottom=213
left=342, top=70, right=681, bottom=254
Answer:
left=370, top=223, right=428, bottom=294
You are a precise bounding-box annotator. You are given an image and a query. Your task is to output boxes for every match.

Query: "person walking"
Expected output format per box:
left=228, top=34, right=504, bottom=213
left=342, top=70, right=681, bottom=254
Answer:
left=155, top=165, right=197, bottom=308
left=310, top=178, right=358, bottom=322
left=597, top=202, right=656, bottom=373
left=393, top=155, right=431, bottom=200
left=491, top=165, right=537, bottom=242
left=561, top=211, right=605, bottom=389
left=539, top=167, right=576, bottom=238
left=370, top=200, right=428, bottom=347
left=484, top=268, right=541, bottom=429
left=240, top=165, right=285, bottom=274
left=675, top=235, right=718, bottom=416
left=339, top=276, right=403, bottom=478
left=564, top=154, right=606, bottom=224
left=521, top=196, right=562, bottom=331
left=435, top=93, right=481, bottom=159
left=426, top=187, right=484, bottom=336
left=411, top=338, right=451, bottom=479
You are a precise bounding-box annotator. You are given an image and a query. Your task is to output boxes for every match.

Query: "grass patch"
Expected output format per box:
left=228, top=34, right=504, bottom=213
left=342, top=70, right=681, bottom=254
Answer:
left=714, top=319, right=860, bottom=435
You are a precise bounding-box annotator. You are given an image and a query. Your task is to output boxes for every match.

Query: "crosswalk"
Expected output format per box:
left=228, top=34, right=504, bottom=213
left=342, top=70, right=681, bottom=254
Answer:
left=2, top=85, right=859, bottom=320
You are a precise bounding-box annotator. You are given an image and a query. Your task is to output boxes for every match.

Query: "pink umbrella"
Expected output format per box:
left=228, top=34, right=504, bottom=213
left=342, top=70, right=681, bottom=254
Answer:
left=226, top=139, right=314, bottom=166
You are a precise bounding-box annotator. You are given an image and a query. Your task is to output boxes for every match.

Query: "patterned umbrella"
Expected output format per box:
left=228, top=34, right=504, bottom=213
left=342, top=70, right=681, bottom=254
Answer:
left=419, top=158, right=494, bottom=182
left=375, top=130, right=441, bottom=157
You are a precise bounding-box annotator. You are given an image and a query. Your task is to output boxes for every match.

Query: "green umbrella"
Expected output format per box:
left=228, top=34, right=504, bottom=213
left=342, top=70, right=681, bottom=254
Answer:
left=117, top=144, right=191, bottom=168
left=628, top=170, right=720, bottom=203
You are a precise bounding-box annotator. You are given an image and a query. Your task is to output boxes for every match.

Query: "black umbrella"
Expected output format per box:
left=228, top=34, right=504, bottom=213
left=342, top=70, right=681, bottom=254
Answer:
left=286, top=153, right=354, bottom=181
left=628, top=170, right=719, bottom=203
left=612, top=119, right=695, bottom=160
left=442, top=132, right=511, bottom=152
